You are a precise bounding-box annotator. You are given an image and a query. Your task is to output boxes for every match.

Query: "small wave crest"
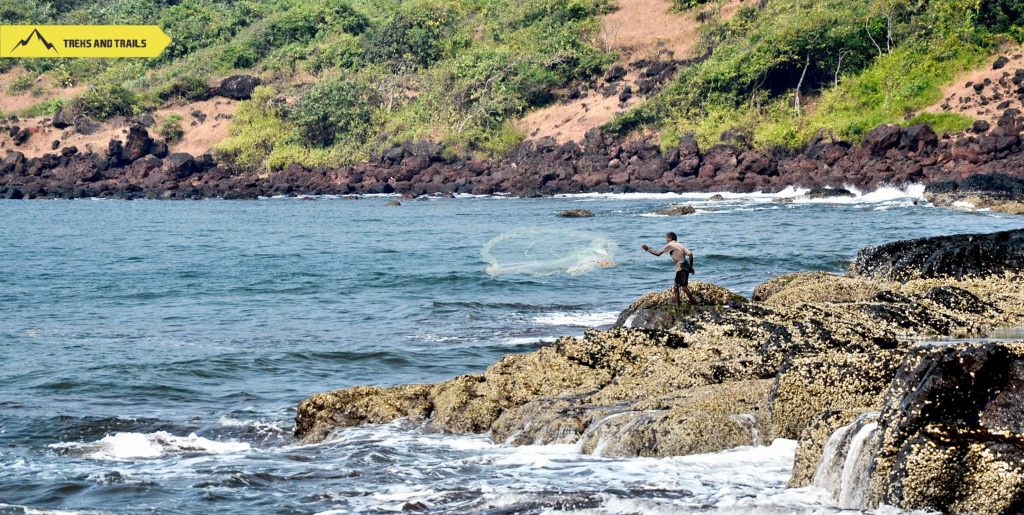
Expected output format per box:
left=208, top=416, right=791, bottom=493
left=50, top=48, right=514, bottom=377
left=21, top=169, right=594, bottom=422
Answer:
left=555, top=183, right=925, bottom=205
left=50, top=431, right=251, bottom=460
left=481, top=228, right=618, bottom=277
left=532, top=311, right=620, bottom=327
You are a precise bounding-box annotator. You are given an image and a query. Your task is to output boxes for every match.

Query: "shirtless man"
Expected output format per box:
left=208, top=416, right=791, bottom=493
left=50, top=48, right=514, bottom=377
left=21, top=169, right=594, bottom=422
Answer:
left=641, top=232, right=695, bottom=306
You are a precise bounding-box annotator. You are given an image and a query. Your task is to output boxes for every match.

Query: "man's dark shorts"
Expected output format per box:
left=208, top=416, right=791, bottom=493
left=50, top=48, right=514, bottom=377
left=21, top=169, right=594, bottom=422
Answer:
left=674, top=268, right=689, bottom=287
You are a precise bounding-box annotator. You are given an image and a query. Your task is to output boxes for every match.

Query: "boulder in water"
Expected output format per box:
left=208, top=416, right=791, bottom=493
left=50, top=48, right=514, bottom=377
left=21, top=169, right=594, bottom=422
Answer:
left=654, top=204, right=696, bottom=216
left=852, top=228, right=1024, bottom=281
left=925, top=173, right=1024, bottom=214
left=556, top=208, right=594, bottom=218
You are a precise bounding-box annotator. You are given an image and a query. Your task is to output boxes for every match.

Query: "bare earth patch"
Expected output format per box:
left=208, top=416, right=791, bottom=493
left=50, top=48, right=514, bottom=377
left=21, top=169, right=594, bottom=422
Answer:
left=517, top=0, right=752, bottom=145
left=0, top=67, right=85, bottom=114
left=920, top=46, right=1024, bottom=128
left=0, top=98, right=238, bottom=158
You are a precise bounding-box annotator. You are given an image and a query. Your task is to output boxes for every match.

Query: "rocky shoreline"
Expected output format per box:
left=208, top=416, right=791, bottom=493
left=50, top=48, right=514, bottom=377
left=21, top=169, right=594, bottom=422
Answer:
left=3, top=108, right=1024, bottom=200
left=294, top=228, right=1024, bottom=514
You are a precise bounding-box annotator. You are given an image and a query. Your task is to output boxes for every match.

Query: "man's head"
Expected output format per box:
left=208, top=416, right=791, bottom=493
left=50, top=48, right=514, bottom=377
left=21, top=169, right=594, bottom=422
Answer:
left=665, top=232, right=677, bottom=242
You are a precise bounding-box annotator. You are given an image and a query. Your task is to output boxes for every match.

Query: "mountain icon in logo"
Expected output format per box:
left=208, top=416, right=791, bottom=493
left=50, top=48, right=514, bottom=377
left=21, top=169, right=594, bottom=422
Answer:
left=11, top=28, right=58, bottom=54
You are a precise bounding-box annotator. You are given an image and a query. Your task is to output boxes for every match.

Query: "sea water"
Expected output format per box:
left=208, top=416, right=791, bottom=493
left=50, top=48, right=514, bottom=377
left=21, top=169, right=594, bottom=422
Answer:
left=1, top=188, right=1019, bottom=514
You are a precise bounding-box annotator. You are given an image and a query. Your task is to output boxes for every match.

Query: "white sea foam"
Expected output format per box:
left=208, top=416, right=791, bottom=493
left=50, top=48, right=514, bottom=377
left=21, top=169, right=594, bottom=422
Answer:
left=317, top=422, right=911, bottom=514
left=0, top=504, right=85, bottom=515
left=218, top=416, right=288, bottom=434
left=532, top=311, right=620, bottom=327
left=50, top=431, right=251, bottom=460
left=557, top=183, right=926, bottom=206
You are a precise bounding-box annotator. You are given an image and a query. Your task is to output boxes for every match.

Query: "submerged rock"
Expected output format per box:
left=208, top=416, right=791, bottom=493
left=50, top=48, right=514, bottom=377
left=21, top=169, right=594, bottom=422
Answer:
left=556, top=208, right=595, bottom=218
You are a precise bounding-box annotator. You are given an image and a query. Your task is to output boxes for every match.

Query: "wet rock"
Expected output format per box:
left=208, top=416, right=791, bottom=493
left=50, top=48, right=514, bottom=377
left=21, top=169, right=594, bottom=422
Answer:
left=384, top=200, right=401, bottom=206
left=803, top=187, right=855, bottom=199
left=574, top=380, right=772, bottom=457
left=925, top=173, right=1024, bottom=215
left=853, top=228, right=1024, bottom=281
left=862, top=342, right=1024, bottom=514
left=556, top=209, right=594, bottom=218
left=789, top=409, right=870, bottom=488
left=766, top=351, right=904, bottom=440
left=653, top=204, right=696, bottom=216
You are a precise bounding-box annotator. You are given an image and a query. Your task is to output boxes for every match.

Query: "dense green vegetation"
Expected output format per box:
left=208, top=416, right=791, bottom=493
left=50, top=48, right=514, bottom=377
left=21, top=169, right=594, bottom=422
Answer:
left=2, top=0, right=613, bottom=170
left=606, top=0, right=1023, bottom=150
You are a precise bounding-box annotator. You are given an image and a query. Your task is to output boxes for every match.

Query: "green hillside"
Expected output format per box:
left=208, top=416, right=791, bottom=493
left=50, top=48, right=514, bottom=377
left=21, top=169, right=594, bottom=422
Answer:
left=2, top=0, right=614, bottom=168
left=2, top=0, right=1023, bottom=171
left=606, top=0, right=1024, bottom=150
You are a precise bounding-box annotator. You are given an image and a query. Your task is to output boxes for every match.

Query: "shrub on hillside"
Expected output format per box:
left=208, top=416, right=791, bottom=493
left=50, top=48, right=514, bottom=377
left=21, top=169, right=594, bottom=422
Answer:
left=157, top=114, right=185, bottom=143
left=290, top=77, right=379, bottom=147
left=70, top=83, right=140, bottom=120
left=368, top=1, right=466, bottom=68
left=155, top=75, right=210, bottom=101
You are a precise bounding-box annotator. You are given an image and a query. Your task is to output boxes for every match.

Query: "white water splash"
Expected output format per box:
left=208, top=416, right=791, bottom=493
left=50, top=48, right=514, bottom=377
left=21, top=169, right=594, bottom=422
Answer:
left=555, top=183, right=926, bottom=205
left=50, top=431, right=251, bottom=460
left=532, top=310, right=620, bottom=327
left=813, top=412, right=880, bottom=509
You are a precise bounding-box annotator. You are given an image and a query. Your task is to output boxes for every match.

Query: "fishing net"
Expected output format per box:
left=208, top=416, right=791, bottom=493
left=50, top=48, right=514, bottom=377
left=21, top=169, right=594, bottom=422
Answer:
left=481, top=228, right=617, bottom=276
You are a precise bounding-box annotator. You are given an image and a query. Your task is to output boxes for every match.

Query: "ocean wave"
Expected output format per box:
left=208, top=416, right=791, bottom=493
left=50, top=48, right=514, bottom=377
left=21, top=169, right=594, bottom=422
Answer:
left=50, top=431, right=251, bottom=460
left=787, top=184, right=925, bottom=205
left=554, top=183, right=926, bottom=205
left=532, top=311, right=620, bottom=327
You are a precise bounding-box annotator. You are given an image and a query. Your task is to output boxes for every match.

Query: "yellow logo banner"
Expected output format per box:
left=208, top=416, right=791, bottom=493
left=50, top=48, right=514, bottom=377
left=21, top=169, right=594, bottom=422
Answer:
left=0, top=25, right=171, bottom=58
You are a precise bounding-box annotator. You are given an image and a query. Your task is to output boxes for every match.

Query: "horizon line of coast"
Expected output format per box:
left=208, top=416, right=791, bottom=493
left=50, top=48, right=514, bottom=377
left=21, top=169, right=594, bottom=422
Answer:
left=2, top=113, right=1024, bottom=207
left=294, top=227, right=1024, bottom=514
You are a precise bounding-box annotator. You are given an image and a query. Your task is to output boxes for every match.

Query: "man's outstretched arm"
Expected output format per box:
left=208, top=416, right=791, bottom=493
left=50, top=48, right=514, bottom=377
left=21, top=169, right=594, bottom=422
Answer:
left=641, top=244, right=664, bottom=256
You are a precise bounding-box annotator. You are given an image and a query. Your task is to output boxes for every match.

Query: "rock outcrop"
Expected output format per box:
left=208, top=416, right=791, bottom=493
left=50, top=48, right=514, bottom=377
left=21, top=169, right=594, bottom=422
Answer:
left=852, top=228, right=1024, bottom=281
left=865, top=342, right=1024, bottom=513
left=2, top=119, right=1024, bottom=199
left=925, top=173, right=1024, bottom=214
left=295, top=228, right=1024, bottom=507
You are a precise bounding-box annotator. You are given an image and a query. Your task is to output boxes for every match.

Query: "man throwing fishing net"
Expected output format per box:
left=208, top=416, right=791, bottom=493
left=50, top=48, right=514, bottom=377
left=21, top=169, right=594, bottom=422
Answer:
left=641, top=232, right=696, bottom=306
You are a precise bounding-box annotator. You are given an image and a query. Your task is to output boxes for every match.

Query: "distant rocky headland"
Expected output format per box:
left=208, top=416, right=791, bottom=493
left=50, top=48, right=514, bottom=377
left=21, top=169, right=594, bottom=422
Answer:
left=2, top=105, right=1024, bottom=202
left=294, top=228, right=1024, bottom=514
